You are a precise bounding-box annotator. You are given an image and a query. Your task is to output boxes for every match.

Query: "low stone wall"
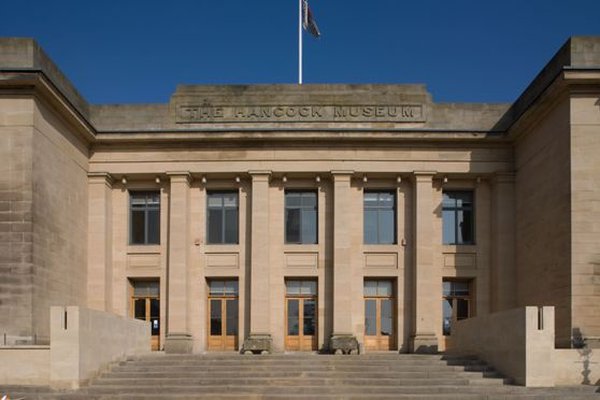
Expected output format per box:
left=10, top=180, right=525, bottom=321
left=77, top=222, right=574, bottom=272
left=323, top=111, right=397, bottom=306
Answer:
left=0, top=346, right=50, bottom=385
left=446, top=306, right=555, bottom=387
left=554, top=348, right=600, bottom=386
left=50, top=306, right=150, bottom=389
left=0, top=307, right=150, bottom=389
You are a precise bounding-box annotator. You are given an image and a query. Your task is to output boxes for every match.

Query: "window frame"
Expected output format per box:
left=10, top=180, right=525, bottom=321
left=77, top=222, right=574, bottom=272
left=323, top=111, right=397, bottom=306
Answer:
left=363, top=190, right=397, bottom=245
left=442, top=279, right=473, bottom=336
left=284, top=190, right=318, bottom=245
left=129, top=191, right=161, bottom=245
left=206, top=190, right=239, bottom=245
left=442, top=190, right=475, bottom=245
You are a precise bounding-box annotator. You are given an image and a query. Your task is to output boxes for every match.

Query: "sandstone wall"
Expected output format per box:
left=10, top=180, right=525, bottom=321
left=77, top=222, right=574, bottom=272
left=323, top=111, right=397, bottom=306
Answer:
left=0, top=98, right=35, bottom=344
left=30, top=99, right=90, bottom=343
left=514, top=98, right=572, bottom=347
left=569, top=94, right=600, bottom=343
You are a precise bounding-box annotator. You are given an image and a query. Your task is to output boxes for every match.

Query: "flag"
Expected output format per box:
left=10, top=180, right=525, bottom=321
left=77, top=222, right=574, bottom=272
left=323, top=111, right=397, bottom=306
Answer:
left=302, top=0, right=321, bottom=38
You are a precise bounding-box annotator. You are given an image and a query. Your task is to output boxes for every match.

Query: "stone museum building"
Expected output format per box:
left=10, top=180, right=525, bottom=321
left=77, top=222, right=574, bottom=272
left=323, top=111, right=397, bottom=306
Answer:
left=1, top=36, right=599, bottom=362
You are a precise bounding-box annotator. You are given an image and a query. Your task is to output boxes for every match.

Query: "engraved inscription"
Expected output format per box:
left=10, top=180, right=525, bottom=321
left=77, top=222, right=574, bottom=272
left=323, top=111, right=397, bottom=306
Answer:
left=176, top=104, right=424, bottom=123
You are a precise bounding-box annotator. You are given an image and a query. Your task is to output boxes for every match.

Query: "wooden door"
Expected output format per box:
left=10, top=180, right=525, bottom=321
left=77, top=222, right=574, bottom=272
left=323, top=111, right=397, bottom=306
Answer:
left=285, top=297, right=317, bottom=351
left=208, top=296, right=239, bottom=350
left=364, top=280, right=395, bottom=351
left=132, top=296, right=160, bottom=351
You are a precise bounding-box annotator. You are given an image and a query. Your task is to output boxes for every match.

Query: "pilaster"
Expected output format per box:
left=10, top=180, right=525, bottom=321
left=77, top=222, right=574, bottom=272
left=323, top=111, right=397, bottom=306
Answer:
left=329, top=170, right=359, bottom=354
left=242, top=171, right=273, bottom=354
left=410, top=171, right=439, bottom=353
left=87, top=172, right=113, bottom=312
left=164, top=171, right=193, bottom=353
left=491, top=172, right=516, bottom=312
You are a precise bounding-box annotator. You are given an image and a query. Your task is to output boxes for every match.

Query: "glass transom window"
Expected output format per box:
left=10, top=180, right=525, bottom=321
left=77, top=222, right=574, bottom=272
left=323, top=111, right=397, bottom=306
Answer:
left=364, top=191, right=396, bottom=244
left=364, top=280, right=393, bottom=297
left=285, top=191, right=318, bottom=244
left=286, top=280, right=317, bottom=296
left=207, top=191, right=239, bottom=244
left=133, top=281, right=160, bottom=297
left=442, top=191, right=474, bottom=245
left=130, top=191, right=160, bottom=245
left=209, top=280, right=239, bottom=296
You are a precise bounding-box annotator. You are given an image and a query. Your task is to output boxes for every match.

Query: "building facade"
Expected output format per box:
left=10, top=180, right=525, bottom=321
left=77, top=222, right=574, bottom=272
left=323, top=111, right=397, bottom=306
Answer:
left=1, top=37, right=599, bottom=355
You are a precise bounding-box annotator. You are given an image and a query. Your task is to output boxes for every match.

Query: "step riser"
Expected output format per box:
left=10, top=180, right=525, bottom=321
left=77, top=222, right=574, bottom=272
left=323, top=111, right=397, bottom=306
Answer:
left=14, top=355, right=599, bottom=399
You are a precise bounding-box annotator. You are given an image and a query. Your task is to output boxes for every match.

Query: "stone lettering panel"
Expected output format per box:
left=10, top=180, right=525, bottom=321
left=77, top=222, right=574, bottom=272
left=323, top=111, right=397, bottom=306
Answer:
left=175, top=104, right=425, bottom=123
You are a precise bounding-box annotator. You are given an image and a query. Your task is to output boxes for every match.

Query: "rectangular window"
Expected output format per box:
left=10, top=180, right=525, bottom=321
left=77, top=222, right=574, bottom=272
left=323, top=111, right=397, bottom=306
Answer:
left=207, top=191, right=239, bottom=244
left=285, top=191, right=318, bottom=244
left=442, top=279, right=472, bottom=336
left=364, top=191, right=396, bottom=244
left=442, top=191, right=474, bottom=245
left=285, top=280, right=317, bottom=296
left=130, top=191, right=160, bottom=245
left=209, top=280, right=239, bottom=296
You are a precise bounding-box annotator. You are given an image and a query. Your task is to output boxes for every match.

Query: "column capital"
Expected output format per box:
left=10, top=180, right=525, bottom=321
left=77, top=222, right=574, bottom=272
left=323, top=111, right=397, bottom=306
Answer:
left=330, top=170, right=354, bottom=183
left=248, top=170, right=271, bottom=182
left=330, top=170, right=354, bottom=176
left=412, top=171, right=437, bottom=182
left=166, top=171, right=192, bottom=185
left=87, top=172, right=113, bottom=187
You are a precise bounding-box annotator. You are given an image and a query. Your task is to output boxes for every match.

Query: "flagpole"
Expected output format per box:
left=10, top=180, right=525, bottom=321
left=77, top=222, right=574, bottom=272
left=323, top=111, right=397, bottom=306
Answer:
left=298, top=0, right=303, bottom=85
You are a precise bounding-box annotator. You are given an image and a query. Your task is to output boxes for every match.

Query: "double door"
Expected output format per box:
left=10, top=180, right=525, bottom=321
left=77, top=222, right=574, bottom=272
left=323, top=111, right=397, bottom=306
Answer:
left=131, top=280, right=160, bottom=351
left=364, top=280, right=395, bottom=351
left=208, top=280, right=239, bottom=351
left=285, top=297, right=317, bottom=351
left=285, top=280, right=317, bottom=351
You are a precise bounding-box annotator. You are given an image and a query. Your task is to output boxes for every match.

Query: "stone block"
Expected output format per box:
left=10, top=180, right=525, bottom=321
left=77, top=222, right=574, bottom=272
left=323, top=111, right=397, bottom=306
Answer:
left=410, top=333, right=439, bottom=354
left=163, top=333, right=193, bottom=354
left=241, top=334, right=272, bottom=355
left=329, top=334, right=359, bottom=355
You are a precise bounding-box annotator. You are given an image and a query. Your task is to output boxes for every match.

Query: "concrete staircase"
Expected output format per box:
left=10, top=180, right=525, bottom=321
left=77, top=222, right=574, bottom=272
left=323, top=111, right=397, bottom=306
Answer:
left=2, top=353, right=599, bottom=399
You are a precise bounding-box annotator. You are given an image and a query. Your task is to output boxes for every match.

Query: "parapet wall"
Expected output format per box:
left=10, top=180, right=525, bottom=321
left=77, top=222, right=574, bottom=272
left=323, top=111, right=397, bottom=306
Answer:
left=0, top=306, right=150, bottom=389
left=447, top=306, right=552, bottom=386
left=448, top=306, right=600, bottom=387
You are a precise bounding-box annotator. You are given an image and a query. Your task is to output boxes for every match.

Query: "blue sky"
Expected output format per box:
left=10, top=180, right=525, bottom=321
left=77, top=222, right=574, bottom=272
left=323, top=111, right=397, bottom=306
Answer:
left=1, top=0, right=599, bottom=104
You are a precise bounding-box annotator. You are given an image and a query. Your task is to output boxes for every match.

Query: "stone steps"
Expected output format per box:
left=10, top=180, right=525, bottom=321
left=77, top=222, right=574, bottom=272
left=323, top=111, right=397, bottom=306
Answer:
left=100, top=370, right=501, bottom=379
left=2, top=353, right=599, bottom=399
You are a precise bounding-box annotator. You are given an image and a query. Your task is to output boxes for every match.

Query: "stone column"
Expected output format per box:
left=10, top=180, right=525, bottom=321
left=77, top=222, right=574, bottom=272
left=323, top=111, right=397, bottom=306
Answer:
left=87, top=172, right=113, bottom=312
left=491, top=173, right=516, bottom=312
left=329, top=171, right=359, bottom=354
left=242, top=171, right=273, bottom=354
left=164, top=171, right=193, bottom=353
left=410, top=171, right=439, bottom=353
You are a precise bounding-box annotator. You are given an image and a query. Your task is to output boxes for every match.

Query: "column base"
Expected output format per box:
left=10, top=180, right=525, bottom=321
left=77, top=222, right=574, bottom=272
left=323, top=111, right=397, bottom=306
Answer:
left=410, top=333, right=438, bottom=354
left=241, top=334, right=272, bottom=355
left=330, top=334, right=359, bottom=355
left=164, top=333, right=193, bottom=354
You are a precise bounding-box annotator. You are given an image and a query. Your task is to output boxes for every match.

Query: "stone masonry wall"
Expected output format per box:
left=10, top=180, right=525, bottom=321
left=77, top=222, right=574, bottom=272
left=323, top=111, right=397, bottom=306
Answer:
left=0, top=98, right=35, bottom=344
left=569, top=94, right=600, bottom=345
left=30, top=99, right=89, bottom=343
left=514, top=98, right=572, bottom=347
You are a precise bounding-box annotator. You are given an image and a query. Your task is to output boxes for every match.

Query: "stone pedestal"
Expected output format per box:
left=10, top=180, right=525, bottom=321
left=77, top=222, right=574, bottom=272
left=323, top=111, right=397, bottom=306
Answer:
left=330, top=334, right=359, bottom=355
left=164, top=333, right=193, bottom=354
left=410, top=333, right=438, bottom=354
left=241, top=334, right=272, bottom=355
